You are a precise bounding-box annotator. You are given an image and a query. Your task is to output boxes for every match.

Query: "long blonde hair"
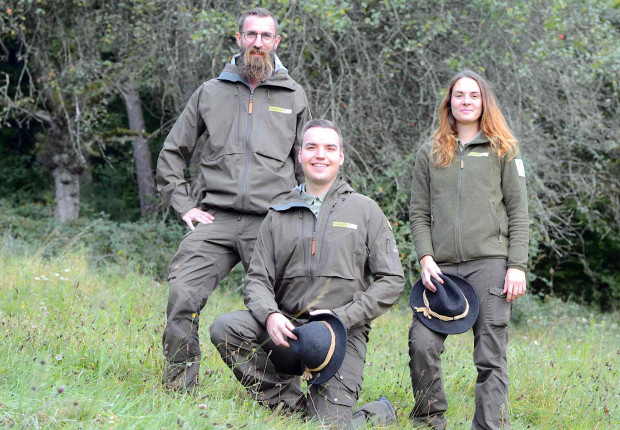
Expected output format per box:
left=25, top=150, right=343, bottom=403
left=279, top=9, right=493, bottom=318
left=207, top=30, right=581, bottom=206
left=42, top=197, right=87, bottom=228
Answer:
left=431, top=70, right=519, bottom=168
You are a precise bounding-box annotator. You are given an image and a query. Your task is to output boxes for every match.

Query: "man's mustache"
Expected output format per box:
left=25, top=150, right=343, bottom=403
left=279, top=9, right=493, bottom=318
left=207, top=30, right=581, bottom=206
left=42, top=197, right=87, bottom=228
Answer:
left=247, top=48, right=268, bottom=56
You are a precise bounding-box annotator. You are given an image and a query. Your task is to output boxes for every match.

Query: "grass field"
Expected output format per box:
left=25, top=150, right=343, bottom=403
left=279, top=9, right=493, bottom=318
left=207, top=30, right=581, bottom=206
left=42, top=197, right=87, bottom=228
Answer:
left=0, top=250, right=617, bottom=429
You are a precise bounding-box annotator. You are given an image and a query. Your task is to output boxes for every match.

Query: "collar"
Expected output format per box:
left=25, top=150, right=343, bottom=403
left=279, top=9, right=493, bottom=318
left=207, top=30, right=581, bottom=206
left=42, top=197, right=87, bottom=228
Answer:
left=218, top=54, right=293, bottom=90
left=300, top=184, right=327, bottom=203
left=457, top=130, right=483, bottom=146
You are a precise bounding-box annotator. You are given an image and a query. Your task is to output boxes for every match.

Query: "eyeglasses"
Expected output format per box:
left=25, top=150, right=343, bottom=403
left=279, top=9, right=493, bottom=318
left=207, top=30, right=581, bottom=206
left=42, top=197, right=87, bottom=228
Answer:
left=241, top=31, right=276, bottom=44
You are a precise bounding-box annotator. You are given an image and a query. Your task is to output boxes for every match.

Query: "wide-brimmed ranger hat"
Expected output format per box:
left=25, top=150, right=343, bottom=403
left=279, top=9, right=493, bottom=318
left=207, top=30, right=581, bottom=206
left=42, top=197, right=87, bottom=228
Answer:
left=410, top=273, right=479, bottom=334
left=287, top=313, right=347, bottom=385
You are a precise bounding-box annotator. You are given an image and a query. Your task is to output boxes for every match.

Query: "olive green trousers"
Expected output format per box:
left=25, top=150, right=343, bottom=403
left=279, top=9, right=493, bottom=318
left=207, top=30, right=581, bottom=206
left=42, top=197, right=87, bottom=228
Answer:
left=409, top=259, right=512, bottom=430
left=162, top=209, right=264, bottom=390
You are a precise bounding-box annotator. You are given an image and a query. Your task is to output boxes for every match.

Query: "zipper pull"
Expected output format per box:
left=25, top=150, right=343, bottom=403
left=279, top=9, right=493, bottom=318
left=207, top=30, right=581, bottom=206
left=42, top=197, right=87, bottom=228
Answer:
left=460, top=157, right=464, bottom=169
left=248, top=98, right=253, bottom=115
left=311, top=233, right=316, bottom=255
left=499, top=234, right=503, bottom=243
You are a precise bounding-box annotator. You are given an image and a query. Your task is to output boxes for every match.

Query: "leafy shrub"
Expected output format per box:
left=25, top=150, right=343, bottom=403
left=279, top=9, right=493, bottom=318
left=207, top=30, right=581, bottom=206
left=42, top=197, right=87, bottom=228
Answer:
left=0, top=199, right=182, bottom=281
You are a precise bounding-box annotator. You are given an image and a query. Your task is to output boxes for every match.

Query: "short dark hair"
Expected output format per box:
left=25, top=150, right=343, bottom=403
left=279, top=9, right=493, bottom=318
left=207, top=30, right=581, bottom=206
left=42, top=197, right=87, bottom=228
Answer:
left=238, top=8, right=278, bottom=33
left=301, top=119, right=343, bottom=151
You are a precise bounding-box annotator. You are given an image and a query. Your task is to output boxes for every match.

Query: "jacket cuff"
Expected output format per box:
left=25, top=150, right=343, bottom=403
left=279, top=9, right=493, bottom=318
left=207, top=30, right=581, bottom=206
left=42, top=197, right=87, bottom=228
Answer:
left=416, top=249, right=434, bottom=263
left=331, top=308, right=351, bottom=331
left=252, top=308, right=279, bottom=327
left=174, top=199, right=197, bottom=218
left=507, top=263, right=527, bottom=272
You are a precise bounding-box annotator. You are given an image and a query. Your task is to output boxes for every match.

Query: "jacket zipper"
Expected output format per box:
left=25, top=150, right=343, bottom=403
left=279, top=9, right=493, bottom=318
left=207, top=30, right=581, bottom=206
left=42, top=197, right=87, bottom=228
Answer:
left=240, top=89, right=254, bottom=211
left=491, top=201, right=502, bottom=243
left=455, top=149, right=465, bottom=261
left=300, top=211, right=306, bottom=264
left=310, top=214, right=317, bottom=284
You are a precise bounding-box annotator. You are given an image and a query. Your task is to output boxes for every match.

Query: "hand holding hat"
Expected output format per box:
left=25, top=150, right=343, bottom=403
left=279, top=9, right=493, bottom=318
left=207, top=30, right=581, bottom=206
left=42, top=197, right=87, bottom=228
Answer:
left=289, top=313, right=347, bottom=385
left=260, top=312, right=348, bottom=385
left=410, top=273, right=479, bottom=334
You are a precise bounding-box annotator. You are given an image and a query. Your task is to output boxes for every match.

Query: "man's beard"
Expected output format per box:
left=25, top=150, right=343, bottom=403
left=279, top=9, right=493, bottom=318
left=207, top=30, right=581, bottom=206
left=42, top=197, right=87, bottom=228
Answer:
left=238, top=47, right=275, bottom=83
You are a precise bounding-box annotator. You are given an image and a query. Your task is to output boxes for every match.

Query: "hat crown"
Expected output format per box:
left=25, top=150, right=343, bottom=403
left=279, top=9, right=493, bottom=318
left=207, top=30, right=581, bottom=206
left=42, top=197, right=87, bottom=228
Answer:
left=429, top=276, right=467, bottom=316
left=290, top=321, right=333, bottom=369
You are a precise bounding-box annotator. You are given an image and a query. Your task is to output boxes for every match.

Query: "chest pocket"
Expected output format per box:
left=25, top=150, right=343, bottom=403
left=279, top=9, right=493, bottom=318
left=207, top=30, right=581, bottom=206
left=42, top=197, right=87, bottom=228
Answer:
left=253, top=90, right=297, bottom=162
left=318, top=220, right=365, bottom=279
left=200, top=85, right=246, bottom=161
left=276, top=213, right=311, bottom=279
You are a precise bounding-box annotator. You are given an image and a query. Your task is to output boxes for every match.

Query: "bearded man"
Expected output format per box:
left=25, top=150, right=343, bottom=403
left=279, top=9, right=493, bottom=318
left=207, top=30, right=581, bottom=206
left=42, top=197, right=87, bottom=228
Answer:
left=156, top=7, right=311, bottom=392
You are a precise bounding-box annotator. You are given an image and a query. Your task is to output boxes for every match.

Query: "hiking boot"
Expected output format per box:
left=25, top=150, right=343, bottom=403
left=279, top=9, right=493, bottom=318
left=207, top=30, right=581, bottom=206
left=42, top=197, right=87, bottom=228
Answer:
left=410, top=412, right=447, bottom=430
left=162, top=360, right=200, bottom=393
left=375, top=396, right=397, bottom=423
left=351, top=396, right=397, bottom=428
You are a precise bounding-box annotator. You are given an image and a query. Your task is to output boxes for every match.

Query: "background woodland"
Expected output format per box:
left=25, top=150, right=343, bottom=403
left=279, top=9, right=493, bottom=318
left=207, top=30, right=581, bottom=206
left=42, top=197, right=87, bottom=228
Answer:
left=1, top=0, right=618, bottom=309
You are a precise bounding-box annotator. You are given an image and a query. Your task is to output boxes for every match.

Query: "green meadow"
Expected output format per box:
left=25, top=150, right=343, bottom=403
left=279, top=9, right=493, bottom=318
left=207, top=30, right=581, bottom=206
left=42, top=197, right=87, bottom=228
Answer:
left=0, top=251, right=617, bottom=429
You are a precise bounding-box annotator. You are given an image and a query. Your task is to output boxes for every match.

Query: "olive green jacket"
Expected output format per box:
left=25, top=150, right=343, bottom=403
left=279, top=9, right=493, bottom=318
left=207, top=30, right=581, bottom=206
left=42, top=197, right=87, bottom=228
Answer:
left=245, top=179, right=405, bottom=331
left=156, top=56, right=311, bottom=216
left=409, top=134, right=529, bottom=271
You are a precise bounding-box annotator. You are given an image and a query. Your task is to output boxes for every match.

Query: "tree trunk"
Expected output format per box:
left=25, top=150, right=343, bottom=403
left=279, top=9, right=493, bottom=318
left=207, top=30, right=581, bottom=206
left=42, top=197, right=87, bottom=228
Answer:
left=121, top=84, right=158, bottom=217
left=52, top=166, right=81, bottom=222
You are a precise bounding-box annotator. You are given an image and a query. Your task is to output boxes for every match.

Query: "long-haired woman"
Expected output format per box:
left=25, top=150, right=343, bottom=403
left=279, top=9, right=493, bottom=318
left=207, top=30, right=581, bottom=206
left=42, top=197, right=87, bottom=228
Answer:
left=408, top=70, right=528, bottom=429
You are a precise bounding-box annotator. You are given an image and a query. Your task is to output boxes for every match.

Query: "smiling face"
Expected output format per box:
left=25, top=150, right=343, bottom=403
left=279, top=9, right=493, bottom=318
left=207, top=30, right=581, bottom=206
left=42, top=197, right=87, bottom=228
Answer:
left=450, top=77, right=483, bottom=126
left=299, top=127, right=344, bottom=192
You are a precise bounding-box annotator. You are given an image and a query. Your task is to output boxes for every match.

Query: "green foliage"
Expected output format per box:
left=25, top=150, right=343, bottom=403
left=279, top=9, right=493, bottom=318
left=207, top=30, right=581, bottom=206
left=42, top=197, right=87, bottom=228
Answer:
left=0, top=252, right=617, bottom=428
left=0, top=199, right=182, bottom=280
left=0, top=126, right=51, bottom=204
left=1, top=0, right=619, bottom=307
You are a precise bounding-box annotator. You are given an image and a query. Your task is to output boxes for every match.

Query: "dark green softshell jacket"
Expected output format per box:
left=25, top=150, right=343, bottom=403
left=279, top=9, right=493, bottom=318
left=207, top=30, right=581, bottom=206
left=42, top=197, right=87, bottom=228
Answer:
left=156, top=57, right=311, bottom=216
left=409, top=134, right=529, bottom=271
left=245, top=179, right=405, bottom=331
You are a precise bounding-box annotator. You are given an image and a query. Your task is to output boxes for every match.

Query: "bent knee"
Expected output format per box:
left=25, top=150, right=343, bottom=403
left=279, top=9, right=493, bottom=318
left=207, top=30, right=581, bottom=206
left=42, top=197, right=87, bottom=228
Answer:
left=209, top=310, right=254, bottom=346
left=209, top=314, right=232, bottom=346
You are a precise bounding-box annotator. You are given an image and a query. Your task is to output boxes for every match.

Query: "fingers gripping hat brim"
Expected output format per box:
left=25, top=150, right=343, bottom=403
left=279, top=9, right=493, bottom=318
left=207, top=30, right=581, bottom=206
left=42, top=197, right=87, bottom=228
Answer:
left=410, top=273, right=479, bottom=334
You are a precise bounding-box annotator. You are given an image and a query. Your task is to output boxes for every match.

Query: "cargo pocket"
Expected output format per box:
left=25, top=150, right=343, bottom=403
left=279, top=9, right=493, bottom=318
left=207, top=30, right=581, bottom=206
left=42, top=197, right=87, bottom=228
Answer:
left=167, top=230, right=194, bottom=281
left=313, top=367, right=359, bottom=410
left=487, top=284, right=511, bottom=327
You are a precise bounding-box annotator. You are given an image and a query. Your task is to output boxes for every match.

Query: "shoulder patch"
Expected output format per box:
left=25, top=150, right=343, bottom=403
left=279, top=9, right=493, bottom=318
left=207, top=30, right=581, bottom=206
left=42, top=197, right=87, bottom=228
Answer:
left=515, top=159, right=525, bottom=177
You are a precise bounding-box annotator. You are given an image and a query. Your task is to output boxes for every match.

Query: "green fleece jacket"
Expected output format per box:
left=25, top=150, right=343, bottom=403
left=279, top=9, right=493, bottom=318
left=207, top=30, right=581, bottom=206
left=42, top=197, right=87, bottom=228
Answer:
left=156, top=55, right=311, bottom=216
left=409, top=134, right=529, bottom=271
left=244, top=179, right=405, bottom=331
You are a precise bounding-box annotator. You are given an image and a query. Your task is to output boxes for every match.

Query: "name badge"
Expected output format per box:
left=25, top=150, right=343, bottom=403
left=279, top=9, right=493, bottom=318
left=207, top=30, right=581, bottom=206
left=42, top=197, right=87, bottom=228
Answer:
left=269, top=106, right=292, bottom=114
left=333, top=222, right=357, bottom=230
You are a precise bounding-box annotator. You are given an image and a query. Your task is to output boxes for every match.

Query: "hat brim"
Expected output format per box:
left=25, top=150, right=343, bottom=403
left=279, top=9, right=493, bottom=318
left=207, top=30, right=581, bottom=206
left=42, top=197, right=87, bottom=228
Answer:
left=409, top=273, right=479, bottom=335
left=305, top=313, right=347, bottom=385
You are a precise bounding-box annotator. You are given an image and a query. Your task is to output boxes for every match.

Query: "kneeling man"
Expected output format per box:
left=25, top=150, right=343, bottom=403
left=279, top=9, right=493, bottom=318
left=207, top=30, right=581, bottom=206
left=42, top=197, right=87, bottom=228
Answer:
left=210, top=119, right=405, bottom=427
